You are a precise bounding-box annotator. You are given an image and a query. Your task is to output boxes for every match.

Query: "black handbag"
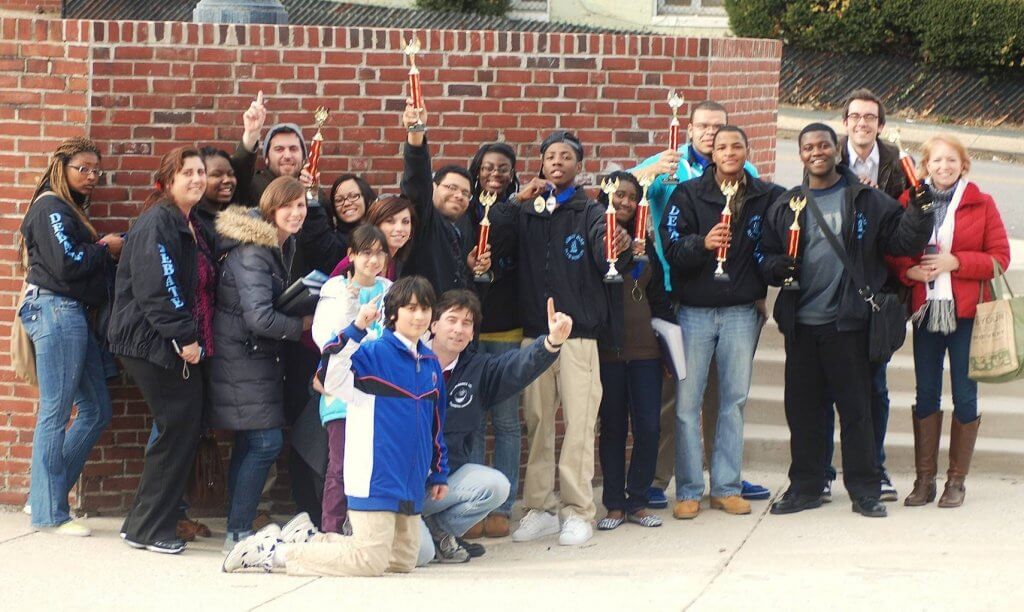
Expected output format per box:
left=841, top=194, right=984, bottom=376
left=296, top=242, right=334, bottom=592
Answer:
left=801, top=187, right=907, bottom=364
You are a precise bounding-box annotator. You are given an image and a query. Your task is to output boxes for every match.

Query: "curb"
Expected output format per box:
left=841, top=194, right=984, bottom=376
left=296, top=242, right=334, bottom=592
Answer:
left=778, top=106, right=1024, bottom=163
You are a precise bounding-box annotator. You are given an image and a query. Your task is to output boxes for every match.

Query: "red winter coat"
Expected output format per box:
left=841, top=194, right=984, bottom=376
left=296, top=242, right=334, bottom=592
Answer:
left=889, top=181, right=1010, bottom=319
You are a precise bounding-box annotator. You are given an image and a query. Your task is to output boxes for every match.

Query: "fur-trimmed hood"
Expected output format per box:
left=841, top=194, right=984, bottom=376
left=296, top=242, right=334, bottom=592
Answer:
left=215, top=205, right=279, bottom=250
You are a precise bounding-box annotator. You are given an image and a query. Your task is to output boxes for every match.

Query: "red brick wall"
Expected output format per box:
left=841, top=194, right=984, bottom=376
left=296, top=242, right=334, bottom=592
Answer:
left=0, top=16, right=780, bottom=512
left=0, top=1, right=61, bottom=14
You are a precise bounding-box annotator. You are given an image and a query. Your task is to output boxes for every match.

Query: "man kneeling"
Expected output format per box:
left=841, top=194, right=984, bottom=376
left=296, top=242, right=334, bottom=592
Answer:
left=417, top=290, right=571, bottom=565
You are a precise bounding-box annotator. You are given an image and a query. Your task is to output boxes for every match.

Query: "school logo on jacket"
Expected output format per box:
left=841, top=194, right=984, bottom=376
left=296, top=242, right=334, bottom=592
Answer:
left=564, top=233, right=585, bottom=261
left=856, top=211, right=867, bottom=241
left=449, top=382, right=474, bottom=409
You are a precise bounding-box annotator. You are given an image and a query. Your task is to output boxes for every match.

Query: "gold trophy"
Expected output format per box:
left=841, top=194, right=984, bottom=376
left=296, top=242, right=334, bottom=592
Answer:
left=664, top=91, right=685, bottom=185
left=474, top=191, right=497, bottom=284
left=784, top=195, right=807, bottom=290
left=404, top=37, right=426, bottom=133
left=714, top=181, right=739, bottom=282
left=301, top=106, right=330, bottom=206
left=633, top=173, right=654, bottom=263
left=601, top=177, right=624, bottom=284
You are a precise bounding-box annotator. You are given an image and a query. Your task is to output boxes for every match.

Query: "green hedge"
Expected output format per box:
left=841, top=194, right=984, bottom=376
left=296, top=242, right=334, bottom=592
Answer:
left=725, top=0, right=1023, bottom=74
left=414, top=0, right=511, bottom=16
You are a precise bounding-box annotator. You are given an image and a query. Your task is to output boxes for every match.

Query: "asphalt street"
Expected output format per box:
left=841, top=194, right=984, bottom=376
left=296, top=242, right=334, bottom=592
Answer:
left=774, top=137, right=1024, bottom=239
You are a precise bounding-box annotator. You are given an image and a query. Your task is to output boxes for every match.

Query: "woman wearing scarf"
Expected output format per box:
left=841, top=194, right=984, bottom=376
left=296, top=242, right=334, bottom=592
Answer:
left=892, top=134, right=1010, bottom=508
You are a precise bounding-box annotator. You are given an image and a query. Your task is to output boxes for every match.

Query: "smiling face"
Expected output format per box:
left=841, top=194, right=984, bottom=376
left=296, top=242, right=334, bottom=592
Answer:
left=925, top=141, right=965, bottom=192
left=478, top=151, right=514, bottom=195
left=688, top=108, right=728, bottom=157
left=611, top=181, right=639, bottom=224
left=333, top=179, right=367, bottom=224
left=274, top=195, right=307, bottom=236
left=843, top=98, right=883, bottom=150
left=712, top=130, right=748, bottom=176
left=799, top=131, right=838, bottom=179
left=349, top=239, right=387, bottom=281
left=169, top=155, right=207, bottom=208
left=378, top=208, right=413, bottom=255
left=65, top=152, right=101, bottom=197
left=542, top=142, right=581, bottom=189
left=267, top=132, right=304, bottom=178
left=204, top=155, right=237, bottom=205
left=394, top=295, right=432, bottom=340
left=432, top=172, right=472, bottom=220
left=430, top=306, right=475, bottom=356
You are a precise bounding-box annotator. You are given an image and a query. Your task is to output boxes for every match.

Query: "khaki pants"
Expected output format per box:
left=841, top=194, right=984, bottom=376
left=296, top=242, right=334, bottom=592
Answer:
left=284, top=510, right=420, bottom=577
left=521, top=337, right=602, bottom=521
left=652, top=362, right=719, bottom=490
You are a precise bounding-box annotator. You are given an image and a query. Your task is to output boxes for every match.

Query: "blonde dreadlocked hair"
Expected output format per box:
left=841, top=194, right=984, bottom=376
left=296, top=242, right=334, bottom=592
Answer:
left=20, top=137, right=103, bottom=269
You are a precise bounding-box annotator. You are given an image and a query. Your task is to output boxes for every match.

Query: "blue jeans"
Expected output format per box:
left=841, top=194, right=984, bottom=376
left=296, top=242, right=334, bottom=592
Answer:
left=20, top=291, right=112, bottom=527
left=417, top=463, right=510, bottom=566
left=913, top=318, right=977, bottom=423
left=674, top=304, right=760, bottom=500
left=824, top=362, right=890, bottom=480
left=598, top=359, right=662, bottom=512
left=470, top=339, right=522, bottom=515
left=226, top=428, right=283, bottom=538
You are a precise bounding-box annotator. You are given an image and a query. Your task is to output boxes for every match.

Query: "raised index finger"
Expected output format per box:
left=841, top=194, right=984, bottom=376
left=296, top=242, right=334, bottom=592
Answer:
left=256, top=90, right=264, bottom=106
left=547, top=297, right=555, bottom=320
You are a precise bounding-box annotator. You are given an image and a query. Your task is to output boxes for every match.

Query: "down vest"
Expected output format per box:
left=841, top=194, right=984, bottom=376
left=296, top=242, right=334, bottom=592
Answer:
left=889, top=181, right=1010, bottom=319
left=207, top=206, right=304, bottom=431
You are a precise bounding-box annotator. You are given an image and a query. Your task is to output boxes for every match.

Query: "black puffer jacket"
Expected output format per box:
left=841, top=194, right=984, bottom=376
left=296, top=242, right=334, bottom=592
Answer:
left=21, top=190, right=113, bottom=307
left=759, top=167, right=933, bottom=336
left=206, top=206, right=304, bottom=431
left=108, top=201, right=206, bottom=369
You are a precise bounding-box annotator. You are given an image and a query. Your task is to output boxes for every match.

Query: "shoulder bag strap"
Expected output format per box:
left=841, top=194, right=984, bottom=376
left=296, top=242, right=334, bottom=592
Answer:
left=799, top=185, right=880, bottom=313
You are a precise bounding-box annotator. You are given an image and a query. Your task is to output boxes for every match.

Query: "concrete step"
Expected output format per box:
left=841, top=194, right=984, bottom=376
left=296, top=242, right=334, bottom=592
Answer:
left=743, top=383, right=1024, bottom=438
left=750, top=347, right=1024, bottom=397
left=743, top=423, right=1024, bottom=476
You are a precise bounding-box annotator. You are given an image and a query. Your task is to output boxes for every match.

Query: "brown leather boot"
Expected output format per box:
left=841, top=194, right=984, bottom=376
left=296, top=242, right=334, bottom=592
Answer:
left=904, top=411, right=943, bottom=506
left=938, top=416, right=981, bottom=508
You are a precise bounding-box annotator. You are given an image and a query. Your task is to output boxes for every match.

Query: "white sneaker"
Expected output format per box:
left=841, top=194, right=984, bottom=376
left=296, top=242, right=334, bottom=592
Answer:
left=558, top=516, right=593, bottom=546
left=511, top=509, right=560, bottom=542
left=37, top=519, right=91, bottom=537
left=22, top=503, right=31, bottom=516
left=280, top=512, right=318, bottom=544
left=223, top=524, right=280, bottom=553
left=222, top=530, right=279, bottom=573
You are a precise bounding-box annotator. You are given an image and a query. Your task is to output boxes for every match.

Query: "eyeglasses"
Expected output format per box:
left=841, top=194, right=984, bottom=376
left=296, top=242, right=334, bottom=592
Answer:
left=334, top=192, right=363, bottom=204
left=692, top=123, right=725, bottom=132
left=440, top=183, right=471, bottom=199
left=70, top=165, right=104, bottom=178
left=480, top=164, right=512, bottom=175
left=846, top=113, right=879, bottom=124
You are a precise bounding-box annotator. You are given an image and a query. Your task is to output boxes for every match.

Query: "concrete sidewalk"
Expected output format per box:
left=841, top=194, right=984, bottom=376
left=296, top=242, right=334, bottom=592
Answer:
left=778, top=105, right=1024, bottom=162
left=2, top=468, right=1023, bottom=611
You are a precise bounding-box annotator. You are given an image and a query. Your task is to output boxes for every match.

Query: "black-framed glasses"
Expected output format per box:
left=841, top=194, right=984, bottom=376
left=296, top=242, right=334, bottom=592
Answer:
left=846, top=113, right=879, bottom=124
left=440, top=183, right=471, bottom=199
left=69, top=165, right=104, bottom=178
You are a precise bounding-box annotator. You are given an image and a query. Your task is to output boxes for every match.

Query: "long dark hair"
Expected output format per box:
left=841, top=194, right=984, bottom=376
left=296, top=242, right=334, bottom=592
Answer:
left=328, top=173, right=376, bottom=232
left=365, top=195, right=416, bottom=263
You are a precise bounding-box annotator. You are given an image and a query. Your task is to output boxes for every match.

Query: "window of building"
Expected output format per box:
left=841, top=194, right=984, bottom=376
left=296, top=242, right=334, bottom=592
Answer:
left=657, top=0, right=726, bottom=14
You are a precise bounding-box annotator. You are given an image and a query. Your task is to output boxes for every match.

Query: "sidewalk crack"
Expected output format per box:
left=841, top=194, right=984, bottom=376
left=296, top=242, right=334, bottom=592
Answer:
left=248, top=577, right=321, bottom=611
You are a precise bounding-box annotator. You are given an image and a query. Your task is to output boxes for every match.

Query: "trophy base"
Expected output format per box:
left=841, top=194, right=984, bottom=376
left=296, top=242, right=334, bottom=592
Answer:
left=663, top=177, right=679, bottom=185
left=783, top=280, right=801, bottom=291
left=713, top=272, right=731, bottom=283
left=408, top=123, right=426, bottom=133
left=603, top=271, right=624, bottom=284
left=474, top=272, right=494, bottom=284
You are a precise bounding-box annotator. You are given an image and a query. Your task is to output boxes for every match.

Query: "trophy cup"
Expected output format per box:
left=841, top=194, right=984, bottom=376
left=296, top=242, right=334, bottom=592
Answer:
left=302, top=106, right=330, bottom=206
left=404, top=37, right=426, bottom=133
left=714, top=181, right=739, bottom=283
left=887, top=129, right=931, bottom=212
left=474, top=190, right=497, bottom=284
left=783, top=195, right=807, bottom=290
left=632, top=173, right=653, bottom=263
left=601, top=177, right=624, bottom=284
left=664, top=91, right=685, bottom=185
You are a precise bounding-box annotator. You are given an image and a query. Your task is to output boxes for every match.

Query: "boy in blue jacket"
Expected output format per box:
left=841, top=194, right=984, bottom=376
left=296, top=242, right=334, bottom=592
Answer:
left=223, top=276, right=450, bottom=576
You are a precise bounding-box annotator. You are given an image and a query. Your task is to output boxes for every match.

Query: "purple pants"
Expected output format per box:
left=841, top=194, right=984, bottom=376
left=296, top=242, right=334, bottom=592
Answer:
left=321, top=419, right=348, bottom=534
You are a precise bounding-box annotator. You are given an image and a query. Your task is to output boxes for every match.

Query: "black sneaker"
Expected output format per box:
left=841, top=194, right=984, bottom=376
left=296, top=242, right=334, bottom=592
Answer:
left=852, top=496, right=887, bottom=518
left=821, top=480, right=833, bottom=503
left=879, top=472, right=898, bottom=502
left=145, top=538, right=187, bottom=554
left=456, top=536, right=485, bottom=558
left=433, top=534, right=470, bottom=563
left=770, top=491, right=824, bottom=515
